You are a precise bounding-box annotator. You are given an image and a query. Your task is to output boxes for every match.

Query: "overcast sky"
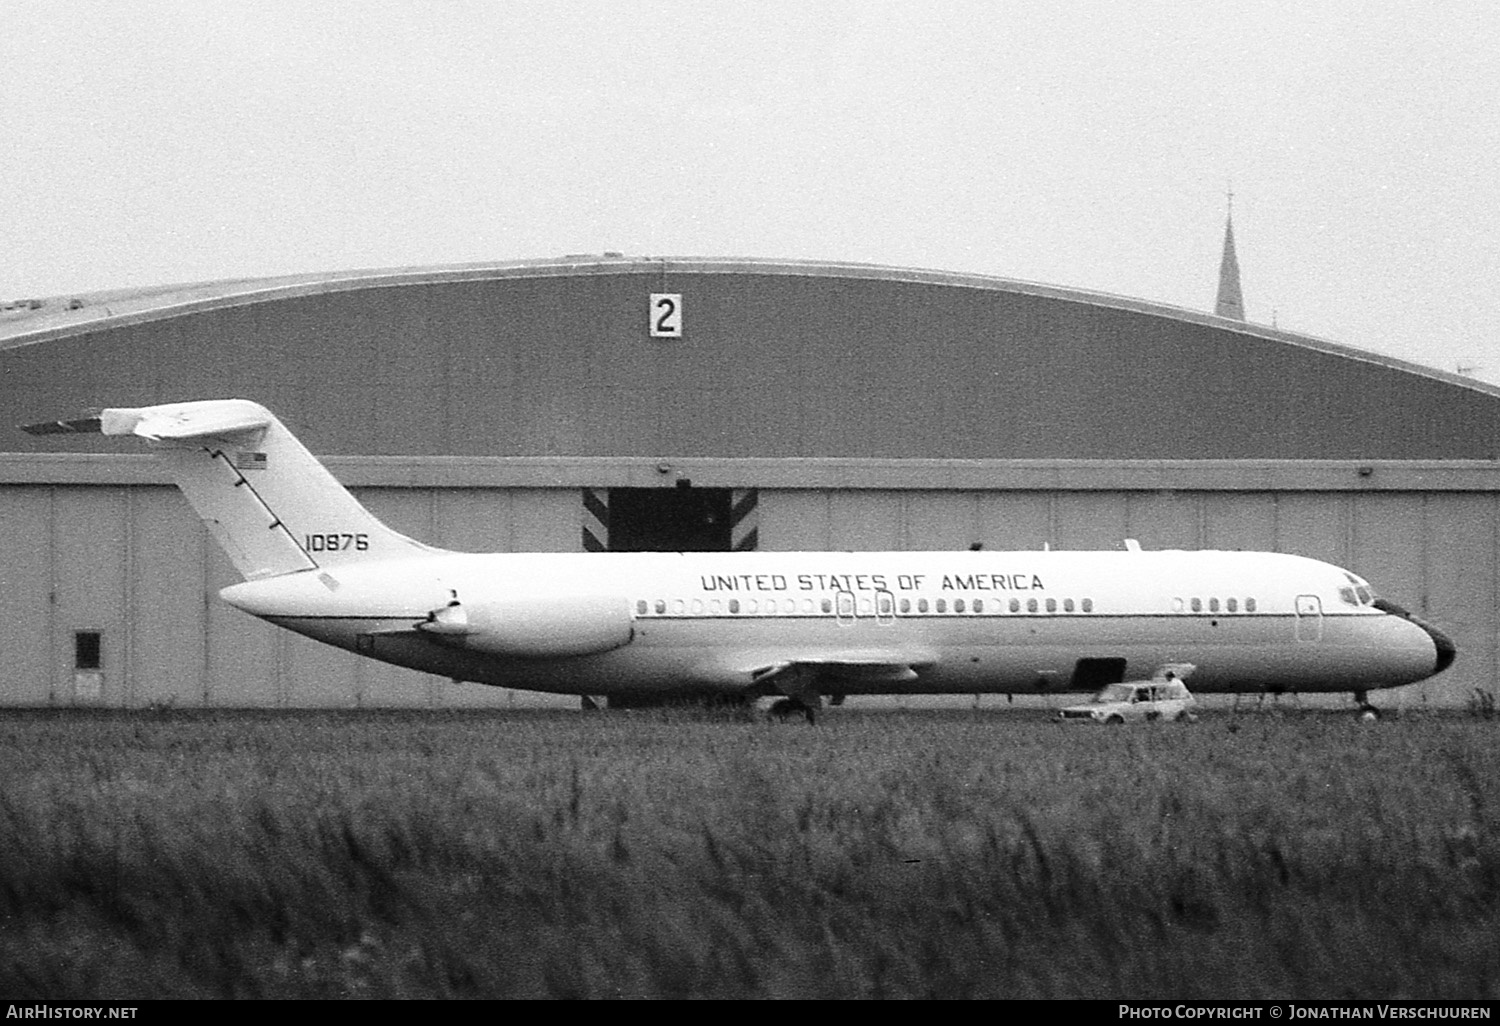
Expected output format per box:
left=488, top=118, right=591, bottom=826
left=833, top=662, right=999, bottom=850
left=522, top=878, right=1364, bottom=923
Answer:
left=4, top=1, right=1496, bottom=379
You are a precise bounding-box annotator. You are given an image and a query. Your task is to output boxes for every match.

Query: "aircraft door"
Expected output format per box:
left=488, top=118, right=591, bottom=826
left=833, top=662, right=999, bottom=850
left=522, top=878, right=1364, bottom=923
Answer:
left=875, top=589, right=896, bottom=626
left=835, top=590, right=857, bottom=627
left=1295, top=594, right=1323, bottom=641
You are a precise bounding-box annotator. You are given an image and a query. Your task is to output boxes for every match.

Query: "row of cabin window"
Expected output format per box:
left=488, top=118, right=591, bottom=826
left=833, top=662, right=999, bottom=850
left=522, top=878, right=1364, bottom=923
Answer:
left=1173, top=597, right=1258, bottom=613
left=633, top=595, right=1097, bottom=616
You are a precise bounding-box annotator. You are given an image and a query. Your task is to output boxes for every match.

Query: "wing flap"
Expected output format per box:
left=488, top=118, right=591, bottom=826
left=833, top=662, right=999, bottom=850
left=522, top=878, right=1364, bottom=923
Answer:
left=714, top=646, right=940, bottom=694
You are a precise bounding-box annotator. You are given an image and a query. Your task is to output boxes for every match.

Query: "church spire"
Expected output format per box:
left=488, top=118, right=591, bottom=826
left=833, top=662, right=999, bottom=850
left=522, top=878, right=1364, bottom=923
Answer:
left=1215, top=188, right=1245, bottom=320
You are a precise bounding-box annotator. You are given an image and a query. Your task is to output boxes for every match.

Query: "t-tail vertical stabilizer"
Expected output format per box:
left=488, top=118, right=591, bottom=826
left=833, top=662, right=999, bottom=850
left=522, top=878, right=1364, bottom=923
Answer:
left=24, top=399, right=433, bottom=580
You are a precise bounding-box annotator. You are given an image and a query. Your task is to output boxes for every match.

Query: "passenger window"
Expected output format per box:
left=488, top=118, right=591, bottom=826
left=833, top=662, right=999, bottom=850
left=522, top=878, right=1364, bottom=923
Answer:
left=1009, top=598, right=1020, bottom=613
left=935, top=599, right=947, bottom=613
left=655, top=599, right=666, bottom=614
left=1027, top=598, right=1038, bottom=613
left=1227, top=597, right=1237, bottom=612
left=1209, top=598, right=1219, bottom=613
left=1063, top=598, right=1074, bottom=612
left=636, top=600, right=647, bottom=615
left=1045, top=598, right=1056, bottom=612
left=954, top=599, right=965, bottom=613
left=821, top=598, right=832, bottom=614
left=1172, top=597, right=1184, bottom=613
left=973, top=598, right=983, bottom=613
left=1082, top=598, right=1093, bottom=612
left=1191, top=598, right=1202, bottom=613
left=918, top=598, right=929, bottom=613
left=728, top=599, right=739, bottom=614
left=1246, top=597, right=1257, bottom=612
left=899, top=598, right=911, bottom=614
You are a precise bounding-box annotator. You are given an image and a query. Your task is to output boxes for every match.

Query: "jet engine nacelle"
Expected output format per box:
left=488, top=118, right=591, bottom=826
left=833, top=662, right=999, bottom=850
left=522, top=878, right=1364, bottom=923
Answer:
left=417, top=593, right=634, bottom=658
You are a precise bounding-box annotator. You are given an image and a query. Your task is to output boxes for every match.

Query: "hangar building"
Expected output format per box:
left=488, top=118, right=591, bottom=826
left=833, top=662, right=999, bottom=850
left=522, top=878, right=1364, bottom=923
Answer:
left=2, top=256, right=1497, bottom=709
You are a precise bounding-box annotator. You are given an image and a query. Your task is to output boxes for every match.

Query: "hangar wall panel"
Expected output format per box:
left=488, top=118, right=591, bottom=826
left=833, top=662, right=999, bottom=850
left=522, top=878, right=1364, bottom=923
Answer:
left=1273, top=495, right=1350, bottom=568
left=1423, top=495, right=1496, bottom=697
left=0, top=488, right=53, bottom=704
left=284, top=632, right=359, bottom=709
left=1053, top=493, right=1131, bottom=551
left=905, top=492, right=980, bottom=550
left=1125, top=492, right=1202, bottom=550
left=1202, top=493, right=1278, bottom=551
left=977, top=493, right=1052, bottom=551
left=828, top=492, right=903, bottom=551
left=129, top=488, right=206, bottom=706
left=206, top=545, right=279, bottom=707
left=1349, top=496, right=1428, bottom=612
left=52, top=488, right=127, bottom=706
left=758, top=491, right=831, bottom=551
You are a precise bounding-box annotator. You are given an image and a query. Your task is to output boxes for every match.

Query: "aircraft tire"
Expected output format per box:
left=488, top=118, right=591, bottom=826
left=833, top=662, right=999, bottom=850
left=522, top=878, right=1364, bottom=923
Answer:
left=1105, top=714, right=1125, bottom=725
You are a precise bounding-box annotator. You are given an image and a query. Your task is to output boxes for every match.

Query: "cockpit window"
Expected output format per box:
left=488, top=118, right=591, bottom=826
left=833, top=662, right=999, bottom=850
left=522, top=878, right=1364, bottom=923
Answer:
left=1339, top=573, right=1376, bottom=607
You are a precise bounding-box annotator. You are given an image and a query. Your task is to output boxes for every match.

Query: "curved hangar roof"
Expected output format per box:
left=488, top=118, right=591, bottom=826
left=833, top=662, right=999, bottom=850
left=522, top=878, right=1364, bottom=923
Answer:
left=4, top=256, right=1499, bottom=460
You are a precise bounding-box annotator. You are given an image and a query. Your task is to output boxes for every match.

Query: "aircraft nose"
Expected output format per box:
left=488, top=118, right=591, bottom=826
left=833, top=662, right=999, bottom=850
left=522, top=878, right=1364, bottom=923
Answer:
left=1374, top=599, right=1456, bottom=676
left=1423, top=620, right=1457, bottom=674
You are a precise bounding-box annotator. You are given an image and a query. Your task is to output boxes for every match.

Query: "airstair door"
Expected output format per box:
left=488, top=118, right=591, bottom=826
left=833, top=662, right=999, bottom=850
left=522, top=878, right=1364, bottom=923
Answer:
left=1295, top=594, right=1323, bottom=641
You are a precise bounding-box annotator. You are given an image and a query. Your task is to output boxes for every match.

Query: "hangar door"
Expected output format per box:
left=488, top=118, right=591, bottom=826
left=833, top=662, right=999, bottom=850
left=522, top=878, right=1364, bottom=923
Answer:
left=581, top=487, right=759, bottom=552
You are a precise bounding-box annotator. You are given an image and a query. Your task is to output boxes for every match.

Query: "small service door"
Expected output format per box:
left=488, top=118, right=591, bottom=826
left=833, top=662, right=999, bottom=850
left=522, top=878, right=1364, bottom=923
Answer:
left=1295, top=594, right=1323, bottom=642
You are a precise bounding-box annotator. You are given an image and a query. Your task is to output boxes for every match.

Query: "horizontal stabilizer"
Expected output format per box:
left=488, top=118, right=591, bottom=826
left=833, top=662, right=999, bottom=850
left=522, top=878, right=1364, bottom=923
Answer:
left=21, top=415, right=103, bottom=435
left=24, top=400, right=272, bottom=443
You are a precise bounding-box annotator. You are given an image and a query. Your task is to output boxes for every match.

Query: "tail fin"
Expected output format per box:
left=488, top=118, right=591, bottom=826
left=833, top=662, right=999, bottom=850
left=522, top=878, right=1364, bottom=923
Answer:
left=25, top=399, right=433, bottom=580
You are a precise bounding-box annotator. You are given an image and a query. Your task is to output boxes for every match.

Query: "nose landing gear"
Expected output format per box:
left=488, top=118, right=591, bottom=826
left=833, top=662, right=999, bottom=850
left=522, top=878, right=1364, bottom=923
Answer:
left=1352, top=690, right=1380, bottom=722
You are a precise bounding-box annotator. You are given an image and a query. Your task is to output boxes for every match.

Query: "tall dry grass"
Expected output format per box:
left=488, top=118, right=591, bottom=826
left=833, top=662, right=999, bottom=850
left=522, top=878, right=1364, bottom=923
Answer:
left=0, top=707, right=1495, bottom=998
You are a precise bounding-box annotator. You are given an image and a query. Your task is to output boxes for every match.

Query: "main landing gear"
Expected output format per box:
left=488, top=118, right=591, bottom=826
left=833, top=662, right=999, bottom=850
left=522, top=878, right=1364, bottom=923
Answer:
left=1352, top=690, right=1381, bottom=722
left=769, top=696, right=821, bottom=724
left=762, top=664, right=823, bottom=724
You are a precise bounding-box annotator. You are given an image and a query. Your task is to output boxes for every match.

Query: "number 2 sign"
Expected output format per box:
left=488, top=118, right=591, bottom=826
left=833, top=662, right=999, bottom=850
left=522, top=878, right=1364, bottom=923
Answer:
left=649, top=293, right=683, bottom=338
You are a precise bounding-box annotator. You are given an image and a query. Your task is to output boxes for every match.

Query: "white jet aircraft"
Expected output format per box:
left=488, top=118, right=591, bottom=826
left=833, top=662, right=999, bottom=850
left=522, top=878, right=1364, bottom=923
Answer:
left=25, top=400, right=1454, bottom=720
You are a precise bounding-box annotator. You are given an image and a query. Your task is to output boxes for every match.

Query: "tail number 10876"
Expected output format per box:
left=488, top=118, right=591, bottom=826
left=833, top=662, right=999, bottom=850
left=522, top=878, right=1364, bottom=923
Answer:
left=305, top=533, right=370, bottom=552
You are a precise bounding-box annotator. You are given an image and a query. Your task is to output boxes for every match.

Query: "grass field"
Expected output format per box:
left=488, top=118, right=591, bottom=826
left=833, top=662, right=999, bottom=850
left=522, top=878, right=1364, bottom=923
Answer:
left=0, top=705, right=1495, bottom=999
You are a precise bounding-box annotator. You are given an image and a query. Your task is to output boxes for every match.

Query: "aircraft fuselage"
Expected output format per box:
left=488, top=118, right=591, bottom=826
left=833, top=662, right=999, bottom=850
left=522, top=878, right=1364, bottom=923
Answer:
left=221, top=548, right=1450, bottom=698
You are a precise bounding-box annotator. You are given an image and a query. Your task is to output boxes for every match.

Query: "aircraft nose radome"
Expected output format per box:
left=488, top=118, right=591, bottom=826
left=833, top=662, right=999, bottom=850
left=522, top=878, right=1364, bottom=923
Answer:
left=1424, top=620, right=1457, bottom=675
left=1374, top=598, right=1456, bottom=678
